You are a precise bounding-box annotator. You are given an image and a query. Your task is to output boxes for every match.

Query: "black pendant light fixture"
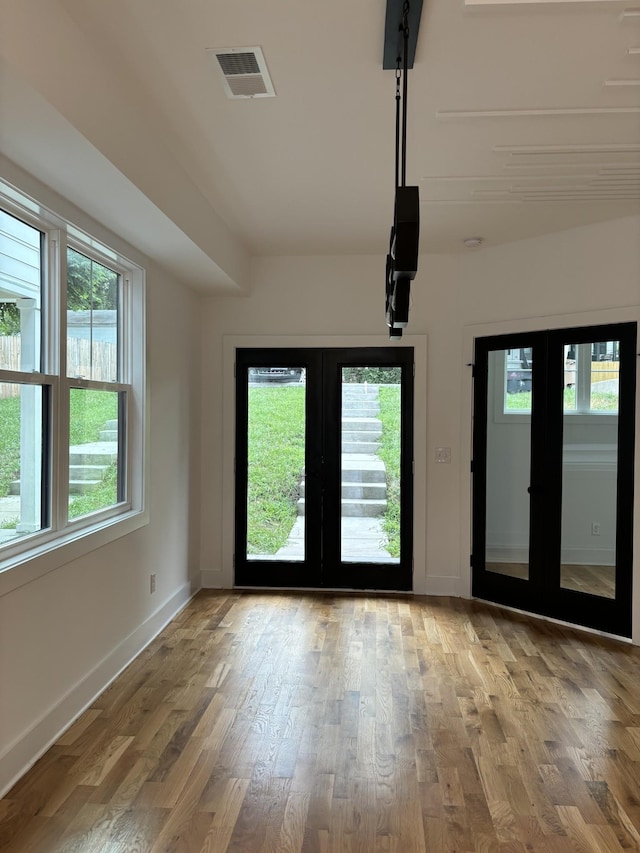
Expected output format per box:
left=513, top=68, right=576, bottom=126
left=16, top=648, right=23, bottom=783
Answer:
left=383, top=0, right=422, bottom=338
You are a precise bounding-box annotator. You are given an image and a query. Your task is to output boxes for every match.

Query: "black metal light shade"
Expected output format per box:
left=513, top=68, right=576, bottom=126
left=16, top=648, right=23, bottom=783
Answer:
left=392, top=186, right=420, bottom=280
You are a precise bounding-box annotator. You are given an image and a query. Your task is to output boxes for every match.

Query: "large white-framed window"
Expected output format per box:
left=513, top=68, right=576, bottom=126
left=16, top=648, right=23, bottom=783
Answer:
left=497, top=343, right=620, bottom=420
left=0, top=183, right=146, bottom=576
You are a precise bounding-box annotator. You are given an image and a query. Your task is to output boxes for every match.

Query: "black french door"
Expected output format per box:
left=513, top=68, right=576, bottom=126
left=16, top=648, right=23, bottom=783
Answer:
left=234, top=347, right=414, bottom=590
left=472, top=323, right=636, bottom=636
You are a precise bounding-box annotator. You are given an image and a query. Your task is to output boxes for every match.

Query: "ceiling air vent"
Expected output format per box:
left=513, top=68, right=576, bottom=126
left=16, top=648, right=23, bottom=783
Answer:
left=207, top=46, right=276, bottom=99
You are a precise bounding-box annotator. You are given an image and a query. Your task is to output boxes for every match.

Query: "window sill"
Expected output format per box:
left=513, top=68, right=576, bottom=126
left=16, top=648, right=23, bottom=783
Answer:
left=0, top=507, right=149, bottom=598
left=496, top=410, right=618, bottom=424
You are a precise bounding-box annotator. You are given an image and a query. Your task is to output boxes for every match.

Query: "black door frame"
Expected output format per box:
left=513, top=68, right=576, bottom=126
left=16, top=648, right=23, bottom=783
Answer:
left=472, top=322, right=636, bottom=636
left=234, top=346, right=414, bottom=591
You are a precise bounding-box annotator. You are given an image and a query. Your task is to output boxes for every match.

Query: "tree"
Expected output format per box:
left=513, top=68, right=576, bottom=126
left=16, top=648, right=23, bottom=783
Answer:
left=67, top=249, right=118, bottom=312
left=0, top=250, right=117, bottom=337
left=0, top=303, right=20, bottom=335
left=342, top=367, right=401, bottom=384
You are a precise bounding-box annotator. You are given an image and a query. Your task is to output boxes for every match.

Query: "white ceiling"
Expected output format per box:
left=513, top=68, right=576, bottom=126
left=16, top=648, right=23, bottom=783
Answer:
left=1, top=0, right=639, bottom=293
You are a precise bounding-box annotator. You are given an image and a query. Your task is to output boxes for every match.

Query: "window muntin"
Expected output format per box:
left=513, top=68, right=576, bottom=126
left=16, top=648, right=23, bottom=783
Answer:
left=0, top=188, right=144, bottom=566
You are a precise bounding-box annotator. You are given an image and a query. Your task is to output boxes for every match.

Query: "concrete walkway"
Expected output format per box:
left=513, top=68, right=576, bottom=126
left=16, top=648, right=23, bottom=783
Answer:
left=276, top=382, right=398, bottom=564
left=275, top=515, right=398, bottom=563
left=0, top=494, right=21, bottom=544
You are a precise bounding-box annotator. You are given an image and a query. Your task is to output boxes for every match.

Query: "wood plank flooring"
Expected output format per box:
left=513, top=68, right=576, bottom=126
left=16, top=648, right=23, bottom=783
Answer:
left=2, top=591, right=640, bottom=852
left=486, top=562, right=616, bottom=599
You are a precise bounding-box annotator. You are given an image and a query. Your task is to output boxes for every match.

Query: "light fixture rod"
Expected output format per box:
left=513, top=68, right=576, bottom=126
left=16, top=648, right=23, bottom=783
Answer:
left=395, top=60, right=401, bottom=193
left=401, top=1, right=409, bottom=187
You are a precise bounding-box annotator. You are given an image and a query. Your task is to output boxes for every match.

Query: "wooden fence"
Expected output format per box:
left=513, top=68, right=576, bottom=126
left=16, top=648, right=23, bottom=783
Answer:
left=0, top=336, right=20, bottom=374
left=0, top=336, right=117, bottom=397
left=590, top=362, right=619, bottom=384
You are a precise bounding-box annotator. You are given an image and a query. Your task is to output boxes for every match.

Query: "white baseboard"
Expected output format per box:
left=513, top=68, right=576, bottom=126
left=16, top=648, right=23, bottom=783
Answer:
left=486, top=547, right=528, bottom=563
left=560, top=547, right=615, bottom=565
left=0, top=581, right=194, bottom=798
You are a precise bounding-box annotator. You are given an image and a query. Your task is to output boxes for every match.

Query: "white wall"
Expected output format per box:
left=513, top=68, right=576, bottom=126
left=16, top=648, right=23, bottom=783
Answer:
left=199, top=215, right=640, bottom=636
left=0, top=177, right=202, bottom=796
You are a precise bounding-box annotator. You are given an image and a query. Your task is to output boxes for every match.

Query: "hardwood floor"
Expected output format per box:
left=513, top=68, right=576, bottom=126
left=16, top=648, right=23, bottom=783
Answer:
left=487, top=562, right=616, bottom=599
left=2, top=591, right=640, bottom=852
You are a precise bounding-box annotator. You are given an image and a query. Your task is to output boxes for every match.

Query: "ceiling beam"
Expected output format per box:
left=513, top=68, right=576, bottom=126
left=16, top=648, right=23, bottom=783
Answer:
left=382, top=0, right=423, bottom=69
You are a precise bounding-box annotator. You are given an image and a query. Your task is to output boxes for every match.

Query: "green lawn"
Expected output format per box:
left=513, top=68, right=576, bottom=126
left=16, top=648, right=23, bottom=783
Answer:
left=69, top=388, right=118, bottom=444
left=505, top=388, right=618, bottom=411
left=246, top=383, right=402, bottom=558
left=0, top=396, right=20, bottom=498
left=247, top=385, right=305, bottom=554
left=378, top=386, right=401, bottom=557
left=68, top=389, right=119, bottom=518
left=0, top=389, right=119, bottom=520
left=68, top=463, right=118, bottom=520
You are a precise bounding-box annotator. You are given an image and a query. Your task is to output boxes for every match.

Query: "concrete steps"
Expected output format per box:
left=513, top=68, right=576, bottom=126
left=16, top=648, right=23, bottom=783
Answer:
left=342, top=400, right=380, bottom=416
left=297, top=385, right=389, bottom=517
left=340, top=454, right=386, bottom=515
left=99, top=418, right=118, bottom=441
left=342, top=441, right=381, bottom=454
left=298, top=454, right=387, bottom=518
left=342, top=415, right=382, bottom=454
left=68, top=441, right=117, bottom=494
left=340, top=386, right=387, bottom=515
left=10, top=437, right=117, bottom=496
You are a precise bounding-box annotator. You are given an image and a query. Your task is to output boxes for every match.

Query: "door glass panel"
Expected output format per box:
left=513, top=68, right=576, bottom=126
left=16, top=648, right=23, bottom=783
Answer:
left=560, top=340, right=618, bottom=598
left=485, top=350, right=531, bottom=580
left=246, top=366, right=305, bottom=561
left=340, top=367, right=400, bottom=564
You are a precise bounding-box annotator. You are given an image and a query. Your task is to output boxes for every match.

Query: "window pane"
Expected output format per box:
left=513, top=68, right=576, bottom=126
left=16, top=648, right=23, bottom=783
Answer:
left=67, top=248, right=119, bottom=382
left=504, top=348, right=532, bottom=413
left=0, top=382, right=45, bottom=544
left=246, top=368, right=305, bottom=561
left=565, top=341, right=620, bottom=414
left=589, top=342, right=619, bottom=413
left=341, top=367, right=400, bottom=564
left=68, top=388, right=121, bottom=519
left=0, top=210, right=42, bottom=373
